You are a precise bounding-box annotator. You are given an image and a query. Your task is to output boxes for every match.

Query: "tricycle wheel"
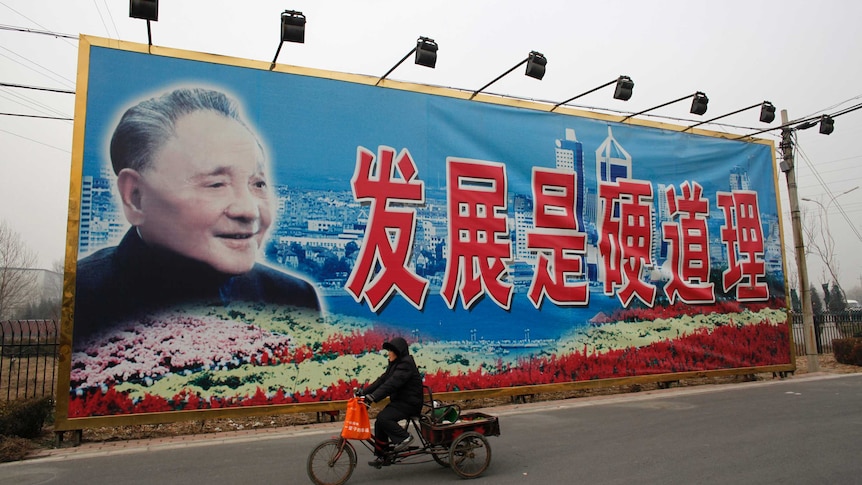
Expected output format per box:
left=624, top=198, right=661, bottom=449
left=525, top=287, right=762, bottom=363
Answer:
left=448, top=431, right=491, bottom=479
left=307, top=438, right=357, bottom=485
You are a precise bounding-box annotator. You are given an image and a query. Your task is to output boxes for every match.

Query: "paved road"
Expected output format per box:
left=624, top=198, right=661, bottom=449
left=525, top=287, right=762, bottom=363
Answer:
left=3, top=373, right=861, bottom=485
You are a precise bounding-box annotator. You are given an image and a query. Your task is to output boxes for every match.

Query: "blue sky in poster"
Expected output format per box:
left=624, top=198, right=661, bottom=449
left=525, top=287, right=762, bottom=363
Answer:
left=82, top=45, right=777, bottom=218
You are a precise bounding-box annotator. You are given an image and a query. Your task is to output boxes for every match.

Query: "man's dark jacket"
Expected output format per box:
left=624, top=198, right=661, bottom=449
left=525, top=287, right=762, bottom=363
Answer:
left=363, top=337, right=424, bottom=414
left=74, top=228, right=320, bottom=344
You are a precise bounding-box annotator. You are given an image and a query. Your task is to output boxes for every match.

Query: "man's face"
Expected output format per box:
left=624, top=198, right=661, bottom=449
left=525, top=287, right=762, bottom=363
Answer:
left=132, top=111, right=272, bottom=275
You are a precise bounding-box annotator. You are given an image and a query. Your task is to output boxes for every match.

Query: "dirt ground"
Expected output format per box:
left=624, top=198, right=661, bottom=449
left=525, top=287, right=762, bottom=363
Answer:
left=28, top=354, right=856, bottom=450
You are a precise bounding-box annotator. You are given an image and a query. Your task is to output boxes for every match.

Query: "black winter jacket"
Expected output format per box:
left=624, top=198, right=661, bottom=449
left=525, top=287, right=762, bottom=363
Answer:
left=364, top=337, right=423, bottom=414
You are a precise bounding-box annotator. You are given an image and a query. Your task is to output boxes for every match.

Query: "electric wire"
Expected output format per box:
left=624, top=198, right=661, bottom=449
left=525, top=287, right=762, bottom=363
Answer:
left=800, top=94, right=862, bottom=120
left=0, top=127, right=69, bottom=153
left=0, top=46, right=75, bottom=88
left=795, top=136, right=862, bottom=244
left=0, top=112, right=72, bottom=121
left=0, top=82, right=74, bottom=94
left=100, top=0, right=121, bottom=39
left=0, top=89, right=71, bottom=119
left=0, top=82, right=73, bottom=119
left=91, top=0, right=112, bottom=40
left=0, top=23, right=77, bottom=40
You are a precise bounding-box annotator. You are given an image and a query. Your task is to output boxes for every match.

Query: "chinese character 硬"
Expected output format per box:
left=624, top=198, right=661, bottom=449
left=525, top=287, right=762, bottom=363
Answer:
left=598, top=179, right=657, bottom=307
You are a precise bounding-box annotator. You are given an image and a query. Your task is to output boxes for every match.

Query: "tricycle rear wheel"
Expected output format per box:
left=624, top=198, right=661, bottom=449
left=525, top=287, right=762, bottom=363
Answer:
left=307, top=438, right=357, bottom=485
left=448, top=431, right=491, bottom=479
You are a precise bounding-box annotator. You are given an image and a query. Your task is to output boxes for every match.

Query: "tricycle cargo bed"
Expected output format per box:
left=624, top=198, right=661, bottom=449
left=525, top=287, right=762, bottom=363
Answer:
left=419, top=412, right=500, bottom=445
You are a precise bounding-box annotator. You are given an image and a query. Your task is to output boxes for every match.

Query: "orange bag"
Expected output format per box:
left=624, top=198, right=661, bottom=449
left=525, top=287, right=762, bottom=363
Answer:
left=341, top=397, right=371, bottom=440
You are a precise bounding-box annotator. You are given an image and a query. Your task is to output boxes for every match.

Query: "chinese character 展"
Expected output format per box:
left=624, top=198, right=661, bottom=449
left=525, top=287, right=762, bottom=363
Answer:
left=441, top=159, right=513, bottom=310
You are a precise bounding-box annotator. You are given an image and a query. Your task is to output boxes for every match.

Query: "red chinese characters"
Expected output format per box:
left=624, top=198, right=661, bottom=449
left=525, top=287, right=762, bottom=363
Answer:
left=662, top=182, right=715, bottom=304
left=598, top=179, right=657, bottom=307
left=346, top=146, right=429, bottom=311
left=441, top=159, right=513, bottom=310
left=526, top=168, right=588, bottom=308
left=717, top=190, right=768, bottom=301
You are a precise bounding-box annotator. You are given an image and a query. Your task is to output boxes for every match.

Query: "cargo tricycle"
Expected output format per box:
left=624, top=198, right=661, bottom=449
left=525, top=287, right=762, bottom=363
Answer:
left=307, top=387, right=500, bottom=484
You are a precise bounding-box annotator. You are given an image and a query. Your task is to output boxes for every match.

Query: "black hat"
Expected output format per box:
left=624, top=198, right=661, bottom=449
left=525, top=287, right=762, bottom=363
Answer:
left=382, top=337, right=409, bottom=357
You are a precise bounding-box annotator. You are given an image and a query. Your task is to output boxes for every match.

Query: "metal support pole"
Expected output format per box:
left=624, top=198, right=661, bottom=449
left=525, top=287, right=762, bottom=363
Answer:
left=780, top=109, right=819, bottom=372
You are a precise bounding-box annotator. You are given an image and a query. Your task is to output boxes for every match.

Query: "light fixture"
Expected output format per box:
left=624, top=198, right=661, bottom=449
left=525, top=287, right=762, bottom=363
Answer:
left=621, top=91, right=708, bottom=122
left=270, top=10, right=306, bottom=70
left=376, top=36, right=438, bottom=86
left=129, top=0, right=158, bottom=46
left=759, top=101, right=776, bottom=123
left=525, top=51, right=547, bottom=80
left=550, top=75, right=634, bottom=112
left=683, top=101, right=775, bottom=132
left=130, top=0, right=157, bottom=20
left=796, top=114, right=835, bottom=135
left=690, top=92, right=709, bottom=115
left=470, top=51, right=547, bottom=100
left=614, top=76, right=635, bottom=101
left=819, top=114, right=834, bottom=135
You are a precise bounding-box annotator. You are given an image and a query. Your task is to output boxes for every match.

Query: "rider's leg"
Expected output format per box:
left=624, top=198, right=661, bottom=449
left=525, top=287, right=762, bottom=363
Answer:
left=375, top=404, right=410, bottom=451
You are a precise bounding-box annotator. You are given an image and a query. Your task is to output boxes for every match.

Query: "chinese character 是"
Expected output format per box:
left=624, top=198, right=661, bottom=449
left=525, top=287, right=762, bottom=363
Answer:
left=527, top=167, right=588, bottom=308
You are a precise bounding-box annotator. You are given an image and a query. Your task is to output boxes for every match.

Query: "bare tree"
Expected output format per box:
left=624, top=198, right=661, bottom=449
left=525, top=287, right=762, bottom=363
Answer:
left=0, top=220, right=38, bottom=320
left=801, top=205, right=843, bottom=292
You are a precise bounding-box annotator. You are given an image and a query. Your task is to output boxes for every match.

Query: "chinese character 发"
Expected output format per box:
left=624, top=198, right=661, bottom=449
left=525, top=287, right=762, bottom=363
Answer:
left=346, top=146, right=429, bottom=311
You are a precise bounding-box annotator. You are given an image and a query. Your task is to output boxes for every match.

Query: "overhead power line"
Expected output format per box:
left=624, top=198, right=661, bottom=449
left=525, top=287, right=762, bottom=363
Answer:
left=0, top=112, right=72, bottom=121
left=0, top=81, right=74, bottom=94
left=0, top=24, right=77, bottom=39
left=795, top=138, right=862, bottom=244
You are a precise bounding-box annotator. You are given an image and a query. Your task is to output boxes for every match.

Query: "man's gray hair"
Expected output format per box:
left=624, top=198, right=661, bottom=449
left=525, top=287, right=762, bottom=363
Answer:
left=109, top=88, right=256, bottom=174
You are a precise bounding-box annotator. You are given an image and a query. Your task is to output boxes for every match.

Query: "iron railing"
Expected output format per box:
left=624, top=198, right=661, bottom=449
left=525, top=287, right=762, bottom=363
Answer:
left=0, top=319, right=58, bottom=401
left=790, top=311, right=862, bottom=356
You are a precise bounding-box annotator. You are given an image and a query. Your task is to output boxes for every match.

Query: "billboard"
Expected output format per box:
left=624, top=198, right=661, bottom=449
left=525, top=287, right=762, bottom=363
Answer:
left=56, top=36, right=792, bottom=429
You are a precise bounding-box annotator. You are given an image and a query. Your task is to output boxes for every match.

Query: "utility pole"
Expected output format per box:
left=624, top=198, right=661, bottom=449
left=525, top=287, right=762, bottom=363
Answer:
left=780, top=109, right=819, bottom=372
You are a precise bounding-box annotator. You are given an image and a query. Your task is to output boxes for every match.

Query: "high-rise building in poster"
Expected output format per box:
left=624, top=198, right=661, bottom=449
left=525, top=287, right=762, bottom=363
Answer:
left=555, top=128, right=585, bottom=231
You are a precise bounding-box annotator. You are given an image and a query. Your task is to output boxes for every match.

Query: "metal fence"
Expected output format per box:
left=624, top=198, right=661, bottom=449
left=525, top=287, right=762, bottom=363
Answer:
left=0, top=320, right=58, bottom=401
left=790, top=311, right=862, bottom=356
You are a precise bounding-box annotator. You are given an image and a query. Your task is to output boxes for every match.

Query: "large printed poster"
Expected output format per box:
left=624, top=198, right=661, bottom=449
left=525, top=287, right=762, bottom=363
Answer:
left=58, top=37, right=791, bottom=426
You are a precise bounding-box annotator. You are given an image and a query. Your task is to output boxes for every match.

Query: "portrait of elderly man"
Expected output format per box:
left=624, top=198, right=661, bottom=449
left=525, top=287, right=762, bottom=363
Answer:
left=73, top=87, right=320, bottom=342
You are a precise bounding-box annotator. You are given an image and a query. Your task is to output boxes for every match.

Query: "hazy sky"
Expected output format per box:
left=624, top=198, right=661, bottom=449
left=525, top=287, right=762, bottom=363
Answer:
left=1, top=0, right=861, bottom=292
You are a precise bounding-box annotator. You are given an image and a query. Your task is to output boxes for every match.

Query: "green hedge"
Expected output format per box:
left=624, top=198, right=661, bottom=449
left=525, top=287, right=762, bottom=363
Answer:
left=833, top=338, right=862, bottom=366
left=0, top=397, right=52, bottom=439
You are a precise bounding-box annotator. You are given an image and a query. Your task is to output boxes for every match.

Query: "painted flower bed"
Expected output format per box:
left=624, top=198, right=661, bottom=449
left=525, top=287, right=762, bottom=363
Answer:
left=68, top=316, right=789, bottom=417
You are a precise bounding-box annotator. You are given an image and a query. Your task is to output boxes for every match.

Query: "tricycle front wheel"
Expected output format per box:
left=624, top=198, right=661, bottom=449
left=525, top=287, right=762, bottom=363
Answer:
left=448, top=431, right=491, bottom=479
left=307, top=438, right=357, bottom=485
